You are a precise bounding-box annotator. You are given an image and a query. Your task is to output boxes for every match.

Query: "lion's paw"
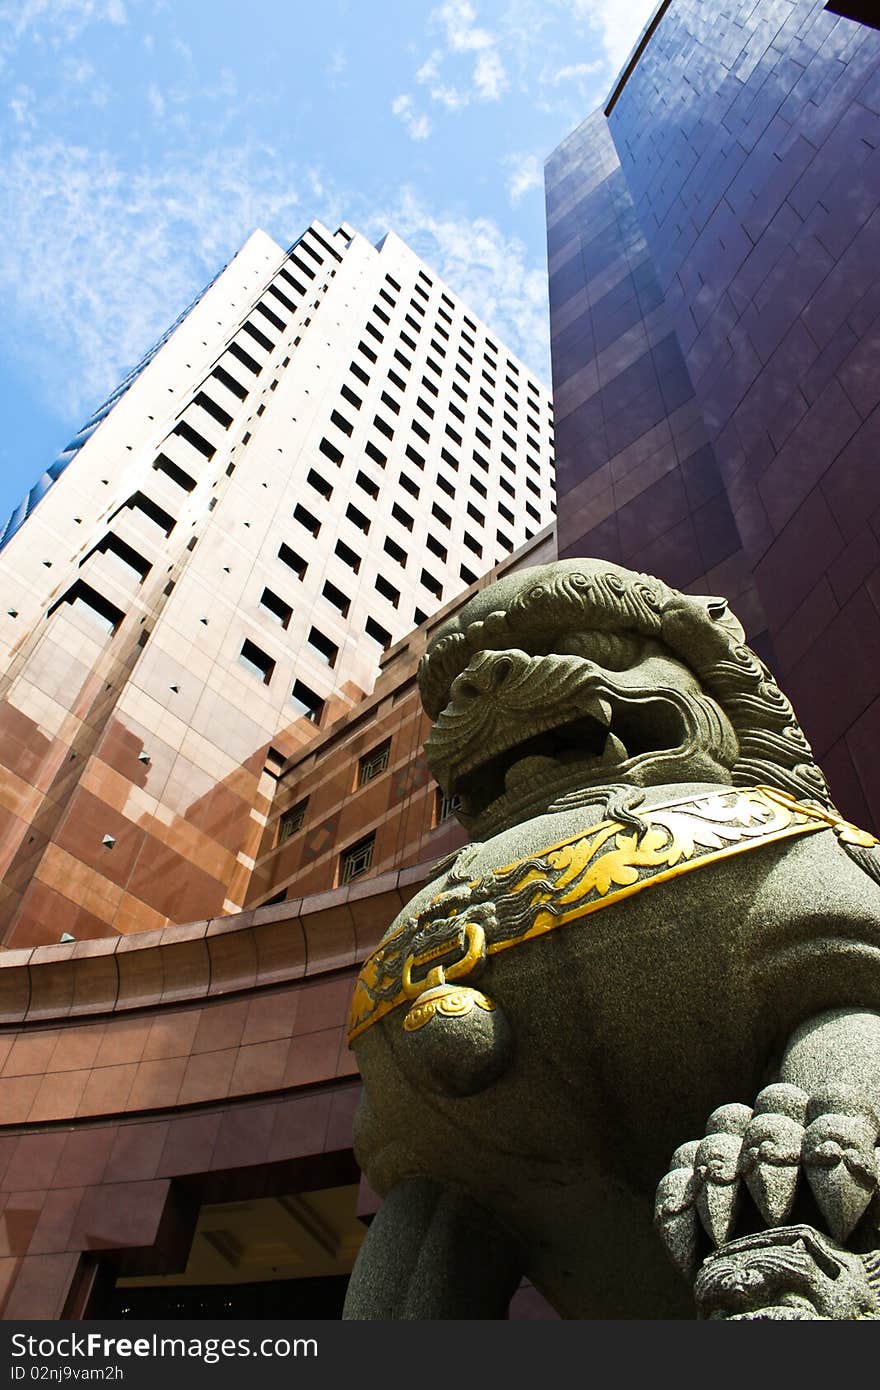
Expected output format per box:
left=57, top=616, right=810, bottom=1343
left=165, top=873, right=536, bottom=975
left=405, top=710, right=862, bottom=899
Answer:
left=655, top=1083, right=880, bottom=1278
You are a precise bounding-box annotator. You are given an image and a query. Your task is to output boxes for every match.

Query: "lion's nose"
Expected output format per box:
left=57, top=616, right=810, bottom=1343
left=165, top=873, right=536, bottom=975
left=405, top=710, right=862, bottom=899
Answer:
left=450, top=649, right=527, bottom=702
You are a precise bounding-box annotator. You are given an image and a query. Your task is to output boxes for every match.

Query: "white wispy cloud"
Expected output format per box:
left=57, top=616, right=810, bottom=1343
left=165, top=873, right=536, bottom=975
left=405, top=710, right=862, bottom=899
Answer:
left=504, top=152, right=543, bottom=206
left=552, top=59, right=604, bottom=84
left=0, top=137, right=309, bottom=418
left=391, top=93, right=432, bottom=141
left=416, top=0, right=508, bottom=111
left=554, top=0, right=658, bottom=70
left=362, top=188, right=549, bottom=384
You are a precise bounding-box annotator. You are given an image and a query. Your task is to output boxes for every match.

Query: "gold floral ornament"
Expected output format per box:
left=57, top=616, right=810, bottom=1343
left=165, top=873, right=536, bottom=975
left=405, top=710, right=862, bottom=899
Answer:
left=348, top=786, right=877, bottom=1045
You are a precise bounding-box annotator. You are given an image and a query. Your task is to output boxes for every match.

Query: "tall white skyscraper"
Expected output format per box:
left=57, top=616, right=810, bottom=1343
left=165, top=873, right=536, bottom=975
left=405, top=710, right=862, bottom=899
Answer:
left=0, top=219, right=555, bottom=947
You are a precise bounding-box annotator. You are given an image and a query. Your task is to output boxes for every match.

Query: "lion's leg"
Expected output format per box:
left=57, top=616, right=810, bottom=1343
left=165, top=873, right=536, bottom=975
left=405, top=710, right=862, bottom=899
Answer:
left=342, top=1176, right=525, bottom=1319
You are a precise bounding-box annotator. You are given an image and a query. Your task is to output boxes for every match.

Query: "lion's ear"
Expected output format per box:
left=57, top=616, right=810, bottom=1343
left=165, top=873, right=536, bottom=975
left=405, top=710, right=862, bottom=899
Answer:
left=696, top=595, right=746, bottom=645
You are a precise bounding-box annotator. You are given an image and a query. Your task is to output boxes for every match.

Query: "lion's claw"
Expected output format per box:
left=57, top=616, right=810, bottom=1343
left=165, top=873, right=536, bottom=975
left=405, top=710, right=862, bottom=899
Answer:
left=655, top=1083, right=880, bottom=1274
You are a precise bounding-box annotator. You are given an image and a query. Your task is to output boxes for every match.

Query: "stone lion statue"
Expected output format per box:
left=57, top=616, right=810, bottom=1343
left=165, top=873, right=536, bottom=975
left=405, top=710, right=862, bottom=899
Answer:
left=343, top=559, right=880, bottom=1319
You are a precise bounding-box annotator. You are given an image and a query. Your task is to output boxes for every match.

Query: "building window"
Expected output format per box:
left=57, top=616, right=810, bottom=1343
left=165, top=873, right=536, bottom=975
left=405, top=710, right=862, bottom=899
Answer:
left=260, top=588, right=292, bottom=628
left=278, top=543, right=307, bottom=579
left=278, top=799, right=308, bottom=843
left=421, top=569, right=442, bottom=598
left=193, top=392, right=233, bottom=430
left=307, top=468, right=333, bottom=499
left=356, top=471, right=380, bottom=500
left=335, top=538, right=361, bottom=572
left=319, top=437, right=344, bottom=465
left=153, top=454, right=196, bottom=492
left=340, top=383, right=362, bottom=410
left=211, top=365, right=248, bottom=400
left=460, top=564, right=477, bottom=585
left=48, top=581, right=124, bottom=635
left=228, top=341, right=262, bottom=375
left=294, top=503, right=320, bottom=536
left=366, top=441, right=387, bottom=468
left=340, top=834, right=375, bottom=885
left=392, top=502, right=413, bottom=531
left=384, top=536, right=407, bottom=566
left=358, top=740, right=390, bottom=786
left=239, top=638, right=275, bottom=685
left=426, top=534, right=447, bottom=562
left=308, top=627, right=337, bottom=666
left=435, top=789, right=462, bottom=823
left=346, top=502, right=370, bottom=533
left=322, top=580, right=351, bottom=617
left=331, top=410, right=354, bottom=436
left=365, top=616, right=391, bottom=648
left=350, top=360, right=370, bottom=386
left=291, top=678, right=324, bottom=723
left=375, top=574, right=400, bottom=606
left=399, top=472, right=420, bottom=499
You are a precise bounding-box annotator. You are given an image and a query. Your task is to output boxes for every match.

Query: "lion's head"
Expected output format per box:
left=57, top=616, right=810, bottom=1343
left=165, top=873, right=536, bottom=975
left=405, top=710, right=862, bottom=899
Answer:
left=418, top=559, right=832, bottom=839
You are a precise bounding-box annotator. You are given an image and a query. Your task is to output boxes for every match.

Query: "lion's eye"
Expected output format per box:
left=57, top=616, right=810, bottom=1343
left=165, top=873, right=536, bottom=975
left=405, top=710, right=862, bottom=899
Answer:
left=553, top=631, right=643, bottom=670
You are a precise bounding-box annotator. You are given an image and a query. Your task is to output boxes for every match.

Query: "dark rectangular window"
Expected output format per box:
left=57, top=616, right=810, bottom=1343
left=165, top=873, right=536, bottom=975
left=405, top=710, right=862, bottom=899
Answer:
left=380, top=390, right=400, bottom=415
left=384, top=535, right=407, bottom=565
left=366, top=322, right=384, bottom=344
left=242, top=320, right=274, bottom=353
left=379, top=287, right=396, bottom=308
left=392, top=502, right=413, bottom=530
left=294, top=503, right=320, bottom=536
left=289, top=253, right=315, bottom=280
left=460, top=564, right=477, bottom=585
left=385, top=273, right=401, bottom=292
left=260, top=587, right=292, bottom=627
left=228, top=341, right=262, bottom=375
left=467, top=501, right=485, bottom=526
left=412, top=420, right=430, bottom=444
left=445, top=424, right=461, bottom=446
left=256, top=301, right=285, bottom=333
left=526, top=500, right=541, bottom=522
left=455, top=365, right=470, bottom=383
left=399, top=472, right=420, bottom=499
left=278, top=267, right=306, bottom=295
left=365, top=616, right=391, bottom=649
left=308, top=627, right=337, bottom=666
left=335, top=538, right=361, bottom=572
left=173, top=420, right=215, bottom=459
left=358, top=741, right=391, bottom=786
left=278, top=799, right=308, bottom=842
left=239, top=638, right=275, bottom=685
left=49, top=580, right=125, bottom=635
left=358, top=340, right=378, bottom=363
left=331, top=409, right=354, bottom=436
left=435, top=788, right=462, bottom=823
left=374, top=414, right=394, bottom=440
left=319, top=436, right=344, bottom=465
left=497, top=530, right=513, bottom=553
left=278, top=543, right=307, bottom=578
left=449, top=402, right=465, bottom=423
left=365, top=440, right=387, bottom=468
left=421, top=569, right=442, bottom=598
left=499, top=501, right=514, bottom=524
left=405, top=444, right=425, bottom=469
left=340, top=383, right=362, bottom=410
left=307, top=468, right=332, bottom=499
left=211, top=365, right=248, bottom=400
left=122, top=492, right=175, bottom=536
left=323, top=580, right=351, bottom=617
left=471, top=475, right=487, bottom=498
left=340, top=833, right=375, bottom=884
left=291, top=678, right=323, bottom=723
left=473, top=451, right=489, bottom=473
left=346, top=502, right=370, bottom=533
left=440, top=447, right=459, bottom=471
left=267, top=282, right=296, bottom=314
left=356, top=470, right=379, bottom=500
left=526, top=475, right=540, bottom=497
left=425, top=357, right=441, bottom=375
left=404, top=315, right=421, bottom=335
left=464, top=532, right=482, bottom=557
left=432, top=502, right=451, bottom=529
left=387, top=369, right=406, bottom=392
left=500, top=474, right=515, bottom=498
left=426, top=533, right=447, bottom=562
left=350, top=359, right=370, bottom=386
left=421, top=374, right=438, bottom=397
left=394, top=348, right=412, bottom=370
left=437, top=472, right=454, bottom=499
left=153, top=454, right=196, bottom=492
left=375, top=573, right=400, bottom=607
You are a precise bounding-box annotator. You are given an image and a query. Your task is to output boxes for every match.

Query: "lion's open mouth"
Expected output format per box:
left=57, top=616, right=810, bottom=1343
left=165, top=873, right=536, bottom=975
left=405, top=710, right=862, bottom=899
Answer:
left=451, top=693, right=689, bottom=821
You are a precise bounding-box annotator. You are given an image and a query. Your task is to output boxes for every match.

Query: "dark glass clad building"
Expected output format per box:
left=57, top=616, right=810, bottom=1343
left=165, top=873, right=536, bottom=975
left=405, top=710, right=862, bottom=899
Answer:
left=546, top=0, right=880, bottom=832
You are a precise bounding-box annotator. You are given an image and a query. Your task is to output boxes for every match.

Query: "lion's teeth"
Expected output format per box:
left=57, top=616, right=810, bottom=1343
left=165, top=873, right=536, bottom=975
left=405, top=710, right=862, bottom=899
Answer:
left=600, top=733, right=628, bottom=764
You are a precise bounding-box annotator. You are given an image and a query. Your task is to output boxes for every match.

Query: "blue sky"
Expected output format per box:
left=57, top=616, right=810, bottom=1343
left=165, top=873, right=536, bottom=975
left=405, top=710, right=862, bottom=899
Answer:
left=0, top=0, right=656, bottom=524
